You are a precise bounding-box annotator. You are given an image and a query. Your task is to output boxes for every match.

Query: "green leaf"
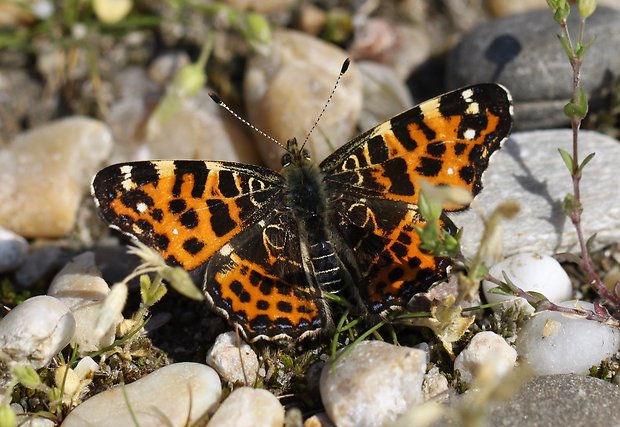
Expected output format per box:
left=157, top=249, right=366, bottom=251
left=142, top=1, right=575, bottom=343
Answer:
left=562, top=193, right=583, bottom=216
left=241, top=13, right=272, bottom=51
left=578, top=152, right=595, bottom=173
left=487, top=286, right=513, bottom=296
left=140, top=275, right=167, bottom=307
left=558, top=148, right=574, bottom=172
left=0, top=405, right=16, bottom=427
left=527, top=291, right=549, bottom=301
left=12, top=365, right=41, bottom=389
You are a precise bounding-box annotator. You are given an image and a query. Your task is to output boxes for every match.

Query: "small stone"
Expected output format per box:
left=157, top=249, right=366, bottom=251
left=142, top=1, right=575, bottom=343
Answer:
left=0, top=117, right=112, bottom=238
left=447, top=7, right=620, bottom=130
left=147, top=51, right=190, bottom=85
left=244, top=29, right=362, bottom=169
left=516, top=300, right=620, bottom=376
left=62, top=362, right=221, bottom=427
left=452, top=130, right=620, bottom=258
left=107, top=90, right=260, bottom=165
left=482, top=253, right=572, bottom=314
left=206, top=387, right=284, bottom=427
left=304, top=412, right=336, bottom=427
left=222, top=0, right=295, bottom=13
left=454, top=331, right=517, bottom=385
left=13, top=246, right=63, bottom=289
left=422, top=367, right=450, bottom=402
left=0, top=295, right=75, bottom=369
left=357, top=61, right=413, bottom=132
left=0, top=227, right=28, bottom=273
left=48, top=252, right=121, bottom=353
left=320, top=341, right=426, bottom=427
left=205, top=332, right=259, bottom=385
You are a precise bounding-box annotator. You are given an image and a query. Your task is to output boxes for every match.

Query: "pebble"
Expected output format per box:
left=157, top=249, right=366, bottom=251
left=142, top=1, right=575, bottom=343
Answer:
left=304, top=412, right=336, bottom=427
left=516, top=301, right=620, bottom=375
left=205, top=332, right=259, bottom=386
left=48, top=252, right=121, bottom=354
left=244, top=29, right=362, bottom=169
left=0, top=117, right=112, bottom=238
left=357, top=61, right=413, bottom=131
left=452, top=130, right=620, bottom=258
left=61, top=362, right=221, bottom=427
left=482, top=253, right=572, bottom=314
left=320, top=340, right=426, bottom=427
left=422, top=367, right=450, bottom=402
left=13, top=245, right=63, bottom=289
left=0, top=295, right=75, bottom=369
left=0, top=227, right=28, bottom=273
left=447, top=6, right=620, bottom=130
left=106, top=89, right=260, bottom=165
left=454, top=331, right=517, bottom=385
left=206, top=387, right=284, bottom=427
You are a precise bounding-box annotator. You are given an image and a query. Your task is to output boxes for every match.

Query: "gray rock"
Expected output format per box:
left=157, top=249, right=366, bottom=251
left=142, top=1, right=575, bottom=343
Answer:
left=486, top=374, right=620, bottom=427
left=452, top=130, right=620, bottom=258
left=447, top=7, right=620, bottom=130
left=205, top=332, right=259, bottom=386
left=206, top=387, right=284, bottom=427
left=0, top=227, right=28, bottom=273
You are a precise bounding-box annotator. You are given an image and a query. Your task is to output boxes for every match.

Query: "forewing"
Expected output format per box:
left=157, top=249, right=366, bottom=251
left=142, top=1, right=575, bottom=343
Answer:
left=204, top=207, right=328, bottom=341
left=320, top=84, right=513, bottom=211
left=92, top=160, right=283, bottom=271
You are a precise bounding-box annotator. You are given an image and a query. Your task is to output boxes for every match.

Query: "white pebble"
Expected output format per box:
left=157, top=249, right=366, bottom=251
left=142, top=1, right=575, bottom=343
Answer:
left=454, top=331, right=517, bottom=385
left=206, top=332, right=259, bottom=385
left=516, top=300, right=620, bottom=375
left=482, top=253, right=572, bottom=313
left=61, top=362, right=221, bottom=427
left=422, top=367, right=450, bottom=402
left=48, top=252, right=121, bottom=353
left=0, top=227, right=28, bottom=273
left=320, top=340, right=426, bottom=427
left=0, top=296, right=75, bottom=368
left=206, top=387, right=284, bottom=427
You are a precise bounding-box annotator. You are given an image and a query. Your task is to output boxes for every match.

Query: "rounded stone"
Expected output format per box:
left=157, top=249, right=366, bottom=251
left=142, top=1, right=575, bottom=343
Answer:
left=206, top=387, right=284, bottom=427
left=0, top=295, right=75, bottom=368
left=482, top=253, right=573, bottom=314
left=0, top=227, right=28, bottom=273
left=447, top=6, right=620, bottom=130
left=48, top=252, right=120, bottom=354
left=454, top=331, right=517, bottom=385
left=61, top=363, right=222, bottom=427
left=206, top=332, right=259, bottom=386
left=0, top=117, right=112, bottom=238
left=320, top=340, right=427, bottom=427
left=516, top=300, right=620, bottom=375
left=244, top=29, right=362, bottom=169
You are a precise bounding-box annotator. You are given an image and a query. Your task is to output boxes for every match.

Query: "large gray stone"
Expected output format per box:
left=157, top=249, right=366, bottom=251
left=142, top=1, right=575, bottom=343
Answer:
left=452, top=129, right=620, bottom=258
left=447, top=7, right=620, bottom=130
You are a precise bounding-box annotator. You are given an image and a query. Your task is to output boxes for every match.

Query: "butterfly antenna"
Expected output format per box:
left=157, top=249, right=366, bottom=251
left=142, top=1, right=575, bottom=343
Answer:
left=209, top=92, right=287, bottom=151
left=300, top=58, right=351, bottom=151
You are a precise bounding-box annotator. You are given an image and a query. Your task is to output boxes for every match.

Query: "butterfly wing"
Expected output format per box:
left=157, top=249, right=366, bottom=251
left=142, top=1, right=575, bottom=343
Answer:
left=321, top=84, right=513, bottom=314
left=92, top=160, right=327, bottom=340
left=204, top=207, right=329, bottom=341
left=321, top=84, right=513, bottom=210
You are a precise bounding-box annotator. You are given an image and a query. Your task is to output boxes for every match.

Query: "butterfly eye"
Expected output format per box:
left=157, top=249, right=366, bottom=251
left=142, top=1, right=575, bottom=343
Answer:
left=281, top=153, right=293, bottom=167
left=302, top=149, right=311, bottom=160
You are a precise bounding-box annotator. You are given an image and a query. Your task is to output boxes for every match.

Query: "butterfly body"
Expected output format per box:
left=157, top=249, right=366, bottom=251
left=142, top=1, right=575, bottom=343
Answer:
left=92, top=83, right=513, bottom=342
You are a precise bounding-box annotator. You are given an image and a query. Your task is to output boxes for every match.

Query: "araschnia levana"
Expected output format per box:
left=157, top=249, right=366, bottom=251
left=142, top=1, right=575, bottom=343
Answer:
left=92, top=74, right=513, bottom=342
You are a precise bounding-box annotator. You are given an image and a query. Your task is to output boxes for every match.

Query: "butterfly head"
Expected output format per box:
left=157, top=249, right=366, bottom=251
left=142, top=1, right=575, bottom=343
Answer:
left=281, top=137, right=311, bottom=168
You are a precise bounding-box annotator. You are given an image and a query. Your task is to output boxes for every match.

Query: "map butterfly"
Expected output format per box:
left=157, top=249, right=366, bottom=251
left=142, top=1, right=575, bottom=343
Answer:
left=92, top=74, right=513, bottom=342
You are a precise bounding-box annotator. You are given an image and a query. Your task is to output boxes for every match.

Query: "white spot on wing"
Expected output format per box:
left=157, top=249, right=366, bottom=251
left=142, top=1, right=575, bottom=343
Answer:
left=220, top=243, right=233, bottom=256
left=172, top=228, right=179, bottom=235
left=464, top=129, right=476, bottom=140
left=466, top=102, right=480, bottom=115
left=462, top=88, right=474, bottom=101
left=136, top=202, right=147, bottom=213
left=447, top=167, right=454, bottom=175
left=155, top=160, right=176, bottom=177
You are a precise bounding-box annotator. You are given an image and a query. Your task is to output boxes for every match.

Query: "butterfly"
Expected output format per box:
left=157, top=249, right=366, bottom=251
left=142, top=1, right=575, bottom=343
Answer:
left=92, top=81, right=513, bottom=342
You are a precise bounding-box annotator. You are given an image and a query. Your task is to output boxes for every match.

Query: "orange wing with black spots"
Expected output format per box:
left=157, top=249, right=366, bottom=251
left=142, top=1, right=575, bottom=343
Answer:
left=92, top=160, right=284, bottom=270
left=322, top=84, right=512, bottom=314
left=321, top=84, right=513, bottom=211
left=92, top=160, right=328, bottom=341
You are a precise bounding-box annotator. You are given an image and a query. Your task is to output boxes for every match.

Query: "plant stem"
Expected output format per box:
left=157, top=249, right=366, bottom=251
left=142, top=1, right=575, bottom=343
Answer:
left=560, top=16, right=620, bottom=309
